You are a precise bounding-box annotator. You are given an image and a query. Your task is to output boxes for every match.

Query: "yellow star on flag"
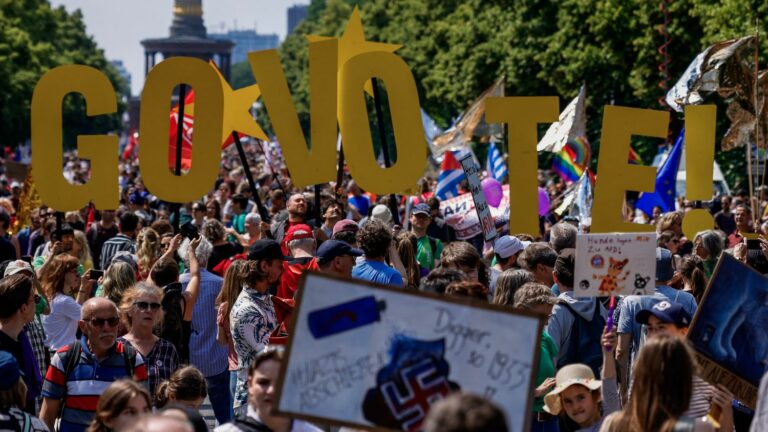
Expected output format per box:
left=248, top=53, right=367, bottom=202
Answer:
left=211, top=61, right=269, bottom=143
left=306, top=5, right=401, bottom=96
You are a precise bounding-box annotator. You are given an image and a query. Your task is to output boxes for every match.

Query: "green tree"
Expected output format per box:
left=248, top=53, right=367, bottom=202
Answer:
left=0, top=0, right=126, bottom=148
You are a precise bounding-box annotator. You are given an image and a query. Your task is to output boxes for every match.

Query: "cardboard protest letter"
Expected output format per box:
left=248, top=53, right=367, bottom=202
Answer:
left=248, top=40, right=339, bottom=189
left=573, top=233, right=656, bottom=297
left=458, top=154, right=496, bottom=242
left=687, top=253, right=768, bottom=408
left=592, top=106, right=667, bottom=233
left=276, top=272, right=543, bottom=432
left=486, top=97, right=558, bottom=237
left=339, top=51, right=426, bottom=195
left=139, top=57, right=224, bottom=203
left=32, top=65, right=119, bottom=211
left=681, top=105, right=717, bottom=238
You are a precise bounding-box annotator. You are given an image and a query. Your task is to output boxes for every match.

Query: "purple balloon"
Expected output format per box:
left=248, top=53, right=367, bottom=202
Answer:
left=482, top=178, right=503, bottom=208
left=538, top=187, right=551, bottom=216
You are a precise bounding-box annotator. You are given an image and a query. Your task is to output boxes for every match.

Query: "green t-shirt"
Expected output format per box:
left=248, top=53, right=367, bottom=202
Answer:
left=533, top=331, right=558, bottom=412
left=232, top=213, right=246, bottom=234
left=35, top=295, right=48, bottom=316
left=415, top=236, right=442, bottom=271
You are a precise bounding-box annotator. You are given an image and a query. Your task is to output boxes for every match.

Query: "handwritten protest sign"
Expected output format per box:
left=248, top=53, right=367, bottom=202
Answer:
left=458, top=154, right=497, bottom=242
left=573, top=233, right=656, bottom=297
left=688, top=253, right=768, bottom=408
left=439, top=185, right=509, bottom=241
left=276, top=272, right=543, bottom=431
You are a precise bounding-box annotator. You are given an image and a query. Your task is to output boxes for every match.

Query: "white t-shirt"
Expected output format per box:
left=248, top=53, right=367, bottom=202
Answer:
left=42, top=293, right=81, bottom=350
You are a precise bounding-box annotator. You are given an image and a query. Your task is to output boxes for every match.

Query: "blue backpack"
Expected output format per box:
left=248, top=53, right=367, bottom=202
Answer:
left=557, top=301, right=606, bottom=377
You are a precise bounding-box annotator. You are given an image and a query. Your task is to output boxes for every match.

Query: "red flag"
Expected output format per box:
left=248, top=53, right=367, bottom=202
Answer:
left=86, top=204, right=95, bottom=231
left=121, top=130, right=138, bottom=161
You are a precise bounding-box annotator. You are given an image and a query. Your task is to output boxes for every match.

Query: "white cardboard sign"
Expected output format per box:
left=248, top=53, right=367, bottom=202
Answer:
left=573, top=233, right=657, bottom=296
left=275, top=272, right=543, bottom=432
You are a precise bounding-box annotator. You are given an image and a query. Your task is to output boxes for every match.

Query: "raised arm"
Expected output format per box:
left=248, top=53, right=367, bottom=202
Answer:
left=182, top=237, right=201, bottom=321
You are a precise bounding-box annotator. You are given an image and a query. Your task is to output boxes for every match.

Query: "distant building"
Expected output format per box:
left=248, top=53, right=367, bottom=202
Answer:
left=210, top=30, right=279, bottom=63
left=287, top=4, right=308, bottom=34
left=109, top=60, right=132, bottom=95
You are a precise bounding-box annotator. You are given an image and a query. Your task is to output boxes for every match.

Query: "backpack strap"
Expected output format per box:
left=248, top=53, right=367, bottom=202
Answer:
left=231, top=414, right=273, bottom=432
left=59, top=341, right=82, bottom=421
left=428, top=237, right=438, bottom=255
left=121, top=342, right=136, bottom=378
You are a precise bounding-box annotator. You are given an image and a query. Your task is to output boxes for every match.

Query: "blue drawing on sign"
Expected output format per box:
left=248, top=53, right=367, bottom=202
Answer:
left=307, top=296, right=386, bottom=339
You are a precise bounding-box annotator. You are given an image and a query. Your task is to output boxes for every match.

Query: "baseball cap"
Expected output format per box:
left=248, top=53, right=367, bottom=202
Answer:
left=316, top=240, right=364, bottom=265
left=4, top=260, right=33, bottom=277
left=248, top=239, right=285, bottom=261
left=0, top=351, right=21, bottom=390
left=656, top=247, right=674, bottom=282
left=412, top=203, right=431, bottom=216
left=494, top=235, right=524, bottom=259
left=285, top=224, right=314, bottom=243
left=635, top=300, right=692, bottom=328
left=333, top=219, right=359, bottom=236
left=371, top=205, right=392, bottom=223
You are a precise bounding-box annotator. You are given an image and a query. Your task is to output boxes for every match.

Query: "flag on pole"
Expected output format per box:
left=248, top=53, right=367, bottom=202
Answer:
left=635, top=129, right=684, bottom=215
left=538, top=85, right=587, bottom=153
left=486, top=140, right=508, bottom=182
left=435, top=151, right=465, bottom=200
left=121, top=130, right=138, bottom=161
left=552, top=136, right=591, bottom=183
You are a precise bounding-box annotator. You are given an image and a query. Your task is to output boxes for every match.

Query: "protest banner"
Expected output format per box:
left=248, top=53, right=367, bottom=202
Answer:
left=687, top=253, right=768, bottom=408
left=573, top=233, right=656, bottom=297
left=275, top=272, right=543, bottom=431
left=439, top=185, right=509, bottom=241
left=458, top=153, right=496, bottom=242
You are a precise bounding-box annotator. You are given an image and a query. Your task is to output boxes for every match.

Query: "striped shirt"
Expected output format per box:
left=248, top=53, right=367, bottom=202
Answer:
left=99, top=234, right=136, bottom=270
left=684, top=375, right=714, bottom=419
left=42, top=338, right=148, bottom=432
left=181, top=269, right=228, bottom=377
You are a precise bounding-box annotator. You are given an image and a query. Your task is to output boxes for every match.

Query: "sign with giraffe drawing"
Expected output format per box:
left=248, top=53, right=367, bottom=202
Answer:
left=573, top=233, right=657, bottom=297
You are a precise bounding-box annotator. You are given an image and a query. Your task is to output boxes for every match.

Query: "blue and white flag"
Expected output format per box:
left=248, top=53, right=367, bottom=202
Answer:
left=486, top=140, right=508, bottom=182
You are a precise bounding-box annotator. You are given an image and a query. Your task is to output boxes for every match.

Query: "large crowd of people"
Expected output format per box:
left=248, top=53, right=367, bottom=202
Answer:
left=0, top=142, right=765, bottom=432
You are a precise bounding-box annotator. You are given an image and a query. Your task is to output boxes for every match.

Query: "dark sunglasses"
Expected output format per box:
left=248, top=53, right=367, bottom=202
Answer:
left=134, top=301, right=162, bottom=311
left=87, top=317, right=120, bottom=327
left=34, top=294, right=41, bottom=304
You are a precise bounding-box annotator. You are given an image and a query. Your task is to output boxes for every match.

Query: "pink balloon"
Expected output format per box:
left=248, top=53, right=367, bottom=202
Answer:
left=538, top=187, right=551, bottom=216
left=482, top=178, right=503, bottom=208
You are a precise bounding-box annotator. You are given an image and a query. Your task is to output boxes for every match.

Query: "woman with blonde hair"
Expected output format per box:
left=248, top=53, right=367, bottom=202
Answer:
left=96, top=261, right=136, bottom=306
left=215, top=259, right=248, bottom=399
left=72, top=230, right=94, bottom=272
left=656, top=211, right=684, bottom=237
left=136, top=227, right=162, bottom=280
left=40, top=254, right=94, bottom=352
left=601, top=333, right=714, bottom=431
left=155, top=366, right=208, bottom=411
left=118, top=282, right=179, bottom=397
left=87, top=380, right=151, bottom=432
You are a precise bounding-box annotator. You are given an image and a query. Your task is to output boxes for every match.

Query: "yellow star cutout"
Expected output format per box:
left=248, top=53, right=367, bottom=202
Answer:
left=307, top=5, right=401, bottom=96
left=211, top=61, right=269, bottom=143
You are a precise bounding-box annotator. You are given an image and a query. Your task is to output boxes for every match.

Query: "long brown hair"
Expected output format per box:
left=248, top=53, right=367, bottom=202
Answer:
left=396, top=232, right=420, bottom=289
left=606, top=334, right=695, bottom=431
left=215, top=259, right=248, bottom=319
left=670, top=255, right=708, bottom=304
left=39, top=254, right=80, bottom=300
left=87, top=380, right=151, bottom=432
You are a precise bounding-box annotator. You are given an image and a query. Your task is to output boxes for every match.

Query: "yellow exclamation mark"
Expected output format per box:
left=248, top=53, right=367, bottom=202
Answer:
left=681, top=105, right=717, bottom=238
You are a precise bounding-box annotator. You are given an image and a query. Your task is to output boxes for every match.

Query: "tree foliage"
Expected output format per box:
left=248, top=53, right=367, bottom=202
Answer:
left=274, top=0, right=768, bottom=190
left=0, top=0, right=126, bottom=148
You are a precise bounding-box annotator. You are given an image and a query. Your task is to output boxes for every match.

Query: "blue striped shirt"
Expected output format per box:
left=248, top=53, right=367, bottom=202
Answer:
left=180, top=269, right=228, bottom=377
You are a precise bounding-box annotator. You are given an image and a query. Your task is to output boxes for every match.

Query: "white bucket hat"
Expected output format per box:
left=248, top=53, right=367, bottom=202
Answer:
left=543, top=364, right=602, bottom=415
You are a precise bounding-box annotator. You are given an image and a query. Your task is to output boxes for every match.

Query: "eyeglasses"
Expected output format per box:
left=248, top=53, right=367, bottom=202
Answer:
left=134, top=301, right=161, bottom=311
left=86, top=317, right=120, bottom=327
left=34, top=294, right=41, bottom=304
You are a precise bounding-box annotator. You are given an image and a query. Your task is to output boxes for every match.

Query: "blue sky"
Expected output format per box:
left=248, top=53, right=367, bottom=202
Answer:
left=51, top=0, right=310, bottom=95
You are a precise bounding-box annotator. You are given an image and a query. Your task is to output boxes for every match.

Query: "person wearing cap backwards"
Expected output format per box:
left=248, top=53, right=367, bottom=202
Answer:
left=0, top=351, right=48, bottom=431
left=317, top=240, right=364, bottom=278
left=230, top=240, right=284, bottom=416
left=277, top=224, right=318, bottom=299
left=489, top=235, right=524, bottom=294
left=410, top=203, right=443, bottom=277
left=634, top=301, right=735, bottom=428
left=616, top=248, right=697, bottom=401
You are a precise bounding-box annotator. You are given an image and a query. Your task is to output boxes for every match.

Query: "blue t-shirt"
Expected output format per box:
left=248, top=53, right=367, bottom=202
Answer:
left=352, top=260, right=403, bottom=287
left=348, top=195, right=371, bottom=217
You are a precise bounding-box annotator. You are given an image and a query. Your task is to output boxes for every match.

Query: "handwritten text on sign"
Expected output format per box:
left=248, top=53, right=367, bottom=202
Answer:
left=276, top=272, right=543, bottom=431
left=574, top=233, right=657, bottom=297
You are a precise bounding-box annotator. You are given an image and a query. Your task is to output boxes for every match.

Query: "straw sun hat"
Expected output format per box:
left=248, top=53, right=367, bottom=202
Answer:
left=543, top=364, right=602, bottom=415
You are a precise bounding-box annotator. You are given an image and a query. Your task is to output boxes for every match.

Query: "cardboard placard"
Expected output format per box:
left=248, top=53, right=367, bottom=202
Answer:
left=439, top=185, right=509, bottom=241
left=687, top=253, right=767, bottom=408
left=458, top=153, right=496, bottom=242
left=275, top=272, right=543, bottom=431
left=573, top=233, right=656, bottom=297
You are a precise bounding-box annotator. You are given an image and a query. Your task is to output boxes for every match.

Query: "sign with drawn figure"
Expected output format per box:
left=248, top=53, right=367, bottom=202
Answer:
left=440, top=184, right=510, bottom=241
left=275, top=272, right=543, bottom=432
left=458, top=153, right=497, bottom=242
left=688, top=253, right=768, bottom=408
left=573, top=233, right=656, bottom=297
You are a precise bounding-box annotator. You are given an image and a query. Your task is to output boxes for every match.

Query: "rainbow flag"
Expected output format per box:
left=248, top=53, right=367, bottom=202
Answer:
left=553, top=136, right=591, bottom=183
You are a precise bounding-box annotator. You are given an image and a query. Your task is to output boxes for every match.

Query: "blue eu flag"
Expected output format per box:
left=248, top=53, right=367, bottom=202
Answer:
left=636, top=129, right=684, bottom=216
